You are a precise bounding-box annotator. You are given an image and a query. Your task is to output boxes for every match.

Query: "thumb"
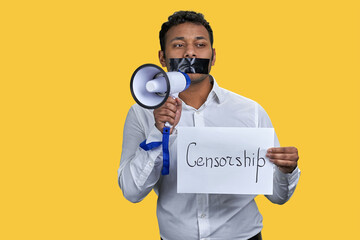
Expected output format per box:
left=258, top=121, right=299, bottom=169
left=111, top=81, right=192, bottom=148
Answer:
left=175, top=98, right=182, bottom=118
left=171, top=98, right=182, bottom=133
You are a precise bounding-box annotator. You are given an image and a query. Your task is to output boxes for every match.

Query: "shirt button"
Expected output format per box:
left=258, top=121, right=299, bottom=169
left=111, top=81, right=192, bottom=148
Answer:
left=200, top=214, right=206, bottom=218
left=149, top=162, right=154, bottom=167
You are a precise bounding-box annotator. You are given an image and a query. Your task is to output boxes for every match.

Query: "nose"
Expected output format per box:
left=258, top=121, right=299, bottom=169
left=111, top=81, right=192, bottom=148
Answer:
left=184, top=45, right=196, bottom=58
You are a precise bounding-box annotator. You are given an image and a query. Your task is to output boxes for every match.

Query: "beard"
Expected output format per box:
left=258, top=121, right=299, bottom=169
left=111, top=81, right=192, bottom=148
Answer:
left=187, top=73, right=210, bottom=84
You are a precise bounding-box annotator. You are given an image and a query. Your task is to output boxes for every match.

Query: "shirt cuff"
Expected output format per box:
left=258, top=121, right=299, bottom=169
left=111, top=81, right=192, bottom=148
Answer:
left=146, top=125, right=178, bottom=148
left=146, top=124, right=163, bottom=144
left=136, top=125, right=163, bottom=171
left=275, top=166, right=301, bottom=186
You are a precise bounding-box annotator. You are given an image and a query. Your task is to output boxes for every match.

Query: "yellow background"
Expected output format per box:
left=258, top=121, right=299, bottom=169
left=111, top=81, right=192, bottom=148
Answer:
left=1, top=0, right=359, bottom=239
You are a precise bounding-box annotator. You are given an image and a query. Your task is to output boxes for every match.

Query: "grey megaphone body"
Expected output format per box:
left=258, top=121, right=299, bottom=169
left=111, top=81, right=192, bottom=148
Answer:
left=130, top=64, right=191, bottom=110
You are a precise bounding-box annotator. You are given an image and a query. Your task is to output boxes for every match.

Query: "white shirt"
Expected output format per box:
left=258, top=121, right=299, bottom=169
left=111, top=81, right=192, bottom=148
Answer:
left=118, top=78, right=300, bottom=240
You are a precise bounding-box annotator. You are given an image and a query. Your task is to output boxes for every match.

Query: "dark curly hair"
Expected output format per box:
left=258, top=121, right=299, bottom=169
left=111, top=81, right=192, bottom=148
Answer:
left=159, top=11, right=214, bottom=52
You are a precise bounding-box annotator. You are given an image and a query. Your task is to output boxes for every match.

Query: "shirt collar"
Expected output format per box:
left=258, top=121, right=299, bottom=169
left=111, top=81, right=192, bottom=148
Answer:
left=209, top=75, right=224, bottom=104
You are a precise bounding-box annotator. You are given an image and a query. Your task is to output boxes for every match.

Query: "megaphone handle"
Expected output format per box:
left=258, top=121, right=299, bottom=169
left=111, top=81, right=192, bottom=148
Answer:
left=164, top=121, right=172, bottom=128
left=161, top=93, right=178, bottom=175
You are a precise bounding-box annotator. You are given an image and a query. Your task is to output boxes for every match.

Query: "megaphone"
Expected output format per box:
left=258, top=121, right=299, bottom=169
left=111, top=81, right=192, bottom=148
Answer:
left=130, top=64, right=190, bottom=109
left=129, top=63, right=191, bottom=176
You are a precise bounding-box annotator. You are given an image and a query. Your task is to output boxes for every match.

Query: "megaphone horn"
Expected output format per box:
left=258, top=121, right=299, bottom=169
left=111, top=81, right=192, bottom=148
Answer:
left=130, top=64, right=190, bottom=109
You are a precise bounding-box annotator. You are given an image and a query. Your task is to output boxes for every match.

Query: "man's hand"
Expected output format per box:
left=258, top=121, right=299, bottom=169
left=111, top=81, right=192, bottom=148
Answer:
left=153, top=97, right=182, bottom=134
left=266, top=147, right=299, bottom=174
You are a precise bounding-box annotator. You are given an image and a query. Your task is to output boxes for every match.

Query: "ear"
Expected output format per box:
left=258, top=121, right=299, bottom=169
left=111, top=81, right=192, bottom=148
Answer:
left=211, top=48, right=216, bottom=66
left=159, top=50, right=166, bottom=67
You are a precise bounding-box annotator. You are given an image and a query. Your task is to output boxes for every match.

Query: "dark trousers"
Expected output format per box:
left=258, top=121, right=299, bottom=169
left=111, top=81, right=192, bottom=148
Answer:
left=161, top=231, right=262, bottom=240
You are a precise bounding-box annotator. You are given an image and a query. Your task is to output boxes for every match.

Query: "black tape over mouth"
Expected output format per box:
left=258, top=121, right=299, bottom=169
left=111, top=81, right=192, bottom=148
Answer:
left=169, top=58, right=210, bottom=74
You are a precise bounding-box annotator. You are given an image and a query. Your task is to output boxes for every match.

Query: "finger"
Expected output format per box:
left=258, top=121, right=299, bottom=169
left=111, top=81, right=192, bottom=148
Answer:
left=154, top=103, right=177, bottom=117
left=154, top=98, right=177, bottom=113
left=175, top=97, right=182, bottom=107
left=266, top=152, right=298, bottom=160
left=162, top=102, right=177, bottom=113
left=156, top=115, right=176, bottom=125
left=278, top=166, right=297, bottom=174
left=269, top=159, right=298, bottom=168
left=165, top=96, right=176, bottom=104
left=174, top=98, right=182, bottom=118
left=172, top=99, right=183, bottom=130
left=155, top=108, right=176, bottom=119
left=267, top=146, right=298, bottom=154
left=157, top=97, right=177, bottom=111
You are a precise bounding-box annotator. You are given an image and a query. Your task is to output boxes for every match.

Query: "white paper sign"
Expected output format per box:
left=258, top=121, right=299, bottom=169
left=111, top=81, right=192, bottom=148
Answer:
left=177, top=127, right=274, bottom=195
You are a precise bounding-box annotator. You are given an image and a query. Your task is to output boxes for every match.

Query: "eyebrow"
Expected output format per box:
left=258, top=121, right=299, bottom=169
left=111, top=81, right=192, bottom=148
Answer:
left=169, top=36, right=207, bottom=42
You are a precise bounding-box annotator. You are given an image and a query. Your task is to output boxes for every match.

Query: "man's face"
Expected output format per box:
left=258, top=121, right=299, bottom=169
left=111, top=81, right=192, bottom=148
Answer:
left=159, top=22, right=216, bottom=83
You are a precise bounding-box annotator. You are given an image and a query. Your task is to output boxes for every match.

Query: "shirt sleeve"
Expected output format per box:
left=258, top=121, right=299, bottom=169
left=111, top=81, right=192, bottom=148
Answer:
left=256, top=103, right=301, bottom=204
left=117, top=106, right=164, bottom=203
left=265, top=167, right=301, bottom=204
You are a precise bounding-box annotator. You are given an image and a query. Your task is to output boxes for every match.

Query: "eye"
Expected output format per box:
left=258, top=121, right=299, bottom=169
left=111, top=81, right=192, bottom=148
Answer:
left=174, top=43, right=184, bottom=48
left=196, top=43, right=206, bottom=48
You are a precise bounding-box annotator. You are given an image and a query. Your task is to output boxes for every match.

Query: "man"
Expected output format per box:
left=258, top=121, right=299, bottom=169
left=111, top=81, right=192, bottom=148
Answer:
left=118, top=11, right=300, bottom=240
